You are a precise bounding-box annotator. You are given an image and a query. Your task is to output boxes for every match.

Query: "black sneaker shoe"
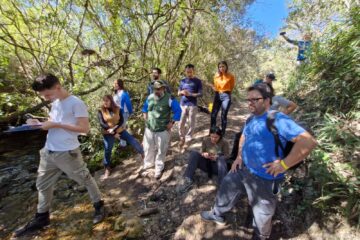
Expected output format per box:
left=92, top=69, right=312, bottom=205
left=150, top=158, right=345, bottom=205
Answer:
left=13, top=212, right=50, bottom=237
left=93, top=200, right=105, bottom=224
left=200, top=210, right=226, bottom=225
left=177, top=177, right=194, bottom=193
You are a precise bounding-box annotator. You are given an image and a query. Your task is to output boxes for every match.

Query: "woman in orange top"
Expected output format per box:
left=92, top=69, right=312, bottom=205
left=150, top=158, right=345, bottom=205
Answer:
left=210, top=61, right=235, bottom=135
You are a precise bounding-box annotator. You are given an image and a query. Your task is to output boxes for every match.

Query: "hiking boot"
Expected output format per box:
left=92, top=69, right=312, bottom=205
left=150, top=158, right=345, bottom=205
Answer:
left=13, top=212, right=50, bottom=237
left=93, top=200, right=105, bottom=224
left=252, top=233, right=268, bottom=240
left=200, top=210, right=226, bottom=225
left=177, top=177, right=194, bottom=193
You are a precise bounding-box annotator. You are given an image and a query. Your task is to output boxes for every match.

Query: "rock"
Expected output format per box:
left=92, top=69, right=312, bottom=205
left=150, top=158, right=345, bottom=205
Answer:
left=122, top=201, right=134, bottom=209
left=114, top=216, right=126, bottom=231
left=126, top=218, right=144, bottom=238
left=114, top=216, right=144, bottom=238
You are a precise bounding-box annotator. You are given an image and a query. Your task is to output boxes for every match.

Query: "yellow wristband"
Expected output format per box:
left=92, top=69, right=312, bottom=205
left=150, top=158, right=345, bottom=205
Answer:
left=280, top=160, right=289, bottom=170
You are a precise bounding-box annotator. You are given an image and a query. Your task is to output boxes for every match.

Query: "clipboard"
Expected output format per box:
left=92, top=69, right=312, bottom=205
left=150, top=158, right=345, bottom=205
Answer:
left=4, top=124, right=43, bottom=133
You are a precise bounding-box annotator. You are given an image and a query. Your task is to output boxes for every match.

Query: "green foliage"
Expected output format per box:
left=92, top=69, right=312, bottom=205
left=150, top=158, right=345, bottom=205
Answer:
left=280, top=4, right=360, bottom=227
left=287, top=6, right=360, bottom=114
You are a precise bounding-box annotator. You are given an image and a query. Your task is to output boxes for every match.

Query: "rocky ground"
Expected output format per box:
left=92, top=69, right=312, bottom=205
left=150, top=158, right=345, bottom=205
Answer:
left=0, top=99, right=359, bottom=240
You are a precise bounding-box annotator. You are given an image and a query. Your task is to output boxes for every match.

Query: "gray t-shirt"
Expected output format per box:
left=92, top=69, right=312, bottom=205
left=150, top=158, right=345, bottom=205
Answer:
left=45, top=95, right=88, bottom=151
left=270, top=95, right=291, bottom=111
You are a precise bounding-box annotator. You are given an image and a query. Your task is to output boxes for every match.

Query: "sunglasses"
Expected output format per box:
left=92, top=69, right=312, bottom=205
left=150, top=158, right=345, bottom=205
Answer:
left=246, top=97, right=264, bottom=103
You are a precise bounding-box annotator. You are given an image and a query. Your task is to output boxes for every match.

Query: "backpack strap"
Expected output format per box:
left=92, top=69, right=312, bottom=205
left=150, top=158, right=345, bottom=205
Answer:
left=228, top=115, right=254, bottom=161
left=266, top=110, right=285, bottom=158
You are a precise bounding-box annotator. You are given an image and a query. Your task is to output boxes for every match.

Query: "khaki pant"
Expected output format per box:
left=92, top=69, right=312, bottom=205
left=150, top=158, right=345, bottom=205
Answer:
left=179, top=105, right=197, bottom=141
left=142, top=128, right=170, bottom=174
left=36, top=148, right=102, bottom=213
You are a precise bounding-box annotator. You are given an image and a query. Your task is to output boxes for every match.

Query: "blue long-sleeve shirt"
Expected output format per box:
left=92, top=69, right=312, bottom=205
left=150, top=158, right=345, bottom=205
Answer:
left=114, top=90, right=133, bottom=115
left=142, top=94, right=181, bottom=121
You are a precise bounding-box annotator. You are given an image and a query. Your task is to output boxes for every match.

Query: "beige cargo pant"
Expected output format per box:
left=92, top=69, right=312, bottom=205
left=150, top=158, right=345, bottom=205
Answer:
left=142, top=128, right=170, bottom=175
left=178, top=105, right=197, bottom=141
left=36, top=148, right=102, bottom=213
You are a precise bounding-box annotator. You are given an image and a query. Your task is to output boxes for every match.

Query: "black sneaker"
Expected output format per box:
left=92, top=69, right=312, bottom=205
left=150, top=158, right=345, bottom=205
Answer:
left=177, top=177, right=194, bottom=193
left=93, top=200, right=105, bottom=224
left=200, top=210, right=226, bottom=225
left=13, top=212, right=50, bottom=237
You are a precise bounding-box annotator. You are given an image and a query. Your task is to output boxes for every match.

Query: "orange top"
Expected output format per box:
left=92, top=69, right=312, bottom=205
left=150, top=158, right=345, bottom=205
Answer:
left=213, top=72, right=235, bottom=92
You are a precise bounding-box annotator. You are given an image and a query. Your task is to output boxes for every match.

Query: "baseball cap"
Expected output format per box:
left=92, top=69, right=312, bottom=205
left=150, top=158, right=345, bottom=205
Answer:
left=266, top=73, right=276, bottom=81
left=153, top=80, right=166, bottom=89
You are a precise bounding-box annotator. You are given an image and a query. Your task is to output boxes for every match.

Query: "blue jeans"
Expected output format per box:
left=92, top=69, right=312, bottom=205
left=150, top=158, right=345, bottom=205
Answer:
left=211, top=92, right=232, bottom=134
left=103, top=131, right=144, bottom=167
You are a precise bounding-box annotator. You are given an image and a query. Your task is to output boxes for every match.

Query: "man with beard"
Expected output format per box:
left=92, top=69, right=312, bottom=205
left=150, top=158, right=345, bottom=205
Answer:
left=200, top=83, right=317, bottom=239
left=141, top=80, right=181, bottom=179
left=147, top=67, right=172, bottom=95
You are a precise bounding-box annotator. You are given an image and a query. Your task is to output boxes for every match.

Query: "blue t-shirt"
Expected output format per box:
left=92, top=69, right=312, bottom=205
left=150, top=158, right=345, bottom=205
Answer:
left=178, top=77, right=203, bottom=106
left=242, top=111, right=305, bottom=180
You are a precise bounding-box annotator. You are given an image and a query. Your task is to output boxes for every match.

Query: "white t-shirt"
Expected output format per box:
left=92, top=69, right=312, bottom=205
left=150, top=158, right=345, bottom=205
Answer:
left=113, top=90, right=129, bottom=113
left=45, top=95, right=88, bottom=151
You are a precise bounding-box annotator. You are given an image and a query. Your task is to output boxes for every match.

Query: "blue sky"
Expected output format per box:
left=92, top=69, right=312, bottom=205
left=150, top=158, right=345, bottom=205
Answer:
left=245, top=0, right=288, bottom=38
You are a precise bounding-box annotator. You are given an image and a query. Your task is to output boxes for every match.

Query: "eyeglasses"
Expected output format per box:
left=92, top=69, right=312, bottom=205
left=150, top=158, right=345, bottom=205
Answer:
left=246, top=97, right=263, bottom=103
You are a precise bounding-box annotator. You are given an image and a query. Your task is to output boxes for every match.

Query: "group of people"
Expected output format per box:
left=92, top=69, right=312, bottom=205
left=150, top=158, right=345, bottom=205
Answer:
left=14, top=58, right=317, bottom=240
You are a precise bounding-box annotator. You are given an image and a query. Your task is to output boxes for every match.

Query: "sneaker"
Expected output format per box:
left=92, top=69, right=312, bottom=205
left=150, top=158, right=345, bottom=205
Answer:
left=13, top=212, right=50, bottom=237
left=119, top=139, right=127, bottom=147
left=154, top=170, right=163, bottom=180
left=177, top=177, right=194, bottom=193
left=101, top=168, right=111, bottom=180
left=200, top=210, right=226, bottom=225
left=93, top=200, right=105, bottom=224
left=140, top=168, right=152, bottom=177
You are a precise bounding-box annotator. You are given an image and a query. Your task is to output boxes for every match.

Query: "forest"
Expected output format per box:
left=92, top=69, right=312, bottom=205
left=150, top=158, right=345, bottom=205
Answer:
left=0, top=0, right=359, bottom=239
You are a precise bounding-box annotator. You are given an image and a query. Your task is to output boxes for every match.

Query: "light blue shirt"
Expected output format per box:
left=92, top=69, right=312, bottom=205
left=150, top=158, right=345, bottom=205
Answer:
left=242, top=111, right=305, bottom=180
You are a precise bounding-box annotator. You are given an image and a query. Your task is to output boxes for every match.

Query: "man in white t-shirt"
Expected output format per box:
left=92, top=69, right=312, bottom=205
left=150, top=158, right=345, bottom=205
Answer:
left=13, top=74, right=105, bottom=238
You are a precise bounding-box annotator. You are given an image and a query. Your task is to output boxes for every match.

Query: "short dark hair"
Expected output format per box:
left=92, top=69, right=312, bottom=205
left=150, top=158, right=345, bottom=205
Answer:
left=185, top=64, right=195, bottom=69
left=247, top=83, right=274, bottom=102
left=151, top=67, right=162, bottom=74
left=210, top=126, right=223, bottom=140
left=32, top=73, right=60, bottom=91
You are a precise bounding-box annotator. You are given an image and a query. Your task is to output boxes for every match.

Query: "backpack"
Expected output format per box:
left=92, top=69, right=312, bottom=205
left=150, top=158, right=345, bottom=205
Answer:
left=227, top=110, right=304, bottom=170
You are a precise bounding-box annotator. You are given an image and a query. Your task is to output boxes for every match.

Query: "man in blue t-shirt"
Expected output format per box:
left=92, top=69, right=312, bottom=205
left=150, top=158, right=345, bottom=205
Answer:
left=200, top=83, right=317, bottom=240
left=177, top=64, right=203, bottom=148
left=280, top=32, right=312, bottom=65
